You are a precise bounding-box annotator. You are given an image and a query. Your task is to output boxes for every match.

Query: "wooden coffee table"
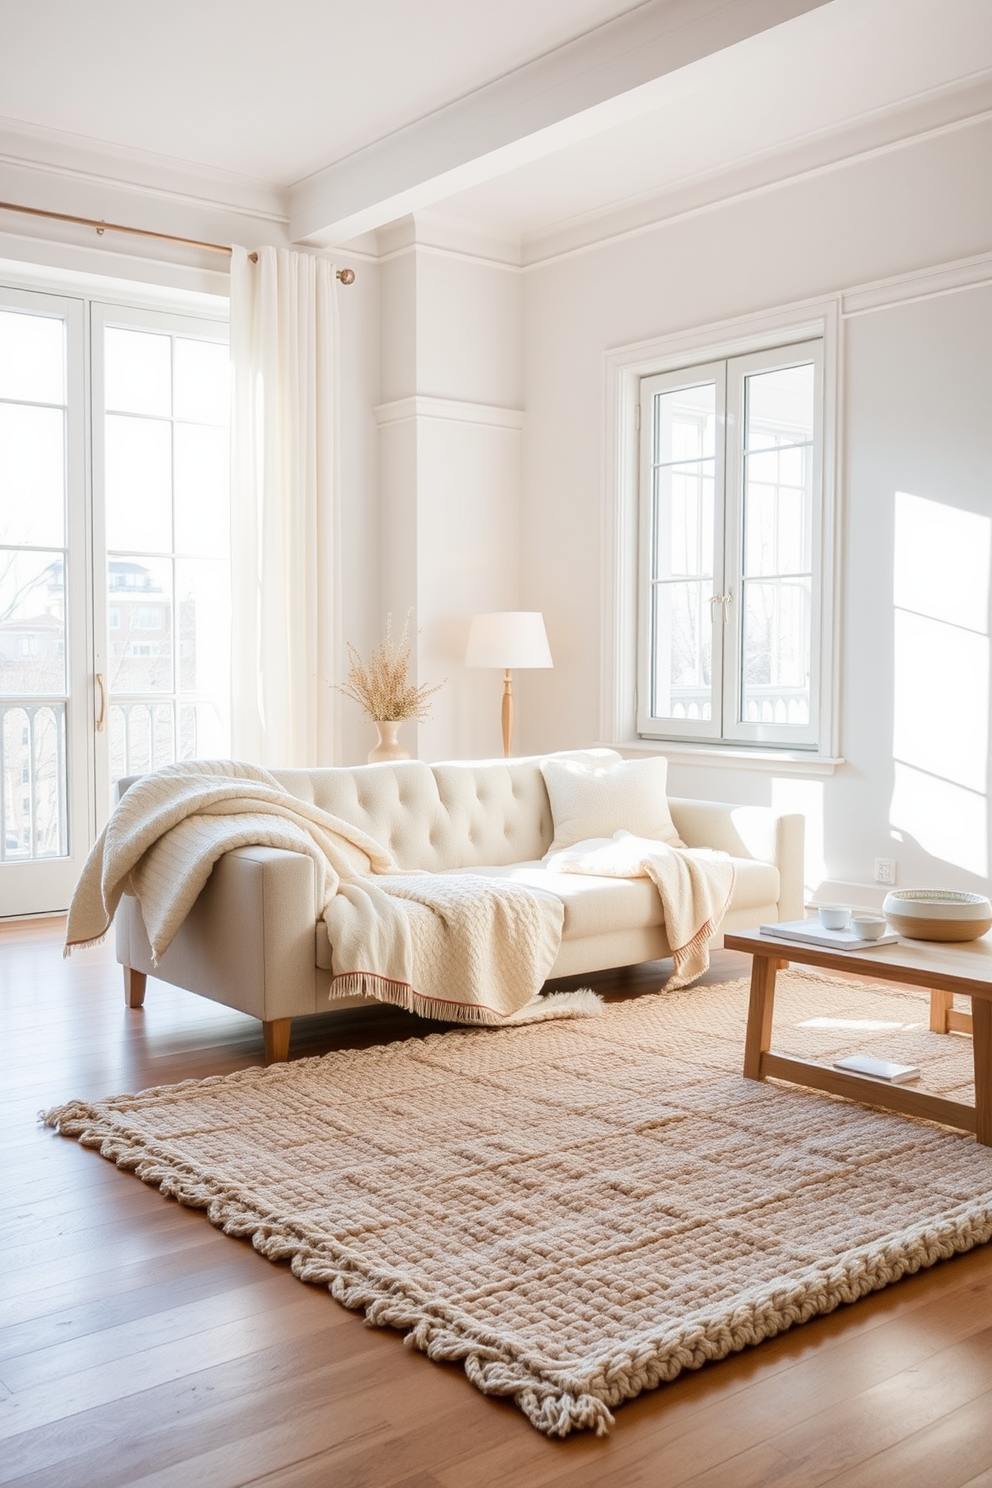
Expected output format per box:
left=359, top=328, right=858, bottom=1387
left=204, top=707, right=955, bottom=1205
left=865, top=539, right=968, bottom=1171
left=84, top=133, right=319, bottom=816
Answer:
left=724, top=928, right=992, bottom=1145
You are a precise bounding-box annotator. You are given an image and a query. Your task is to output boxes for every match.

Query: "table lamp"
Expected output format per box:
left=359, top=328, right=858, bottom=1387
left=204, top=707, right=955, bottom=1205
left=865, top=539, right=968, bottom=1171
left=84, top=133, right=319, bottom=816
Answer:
left=465, top=611, right=553, bottom=757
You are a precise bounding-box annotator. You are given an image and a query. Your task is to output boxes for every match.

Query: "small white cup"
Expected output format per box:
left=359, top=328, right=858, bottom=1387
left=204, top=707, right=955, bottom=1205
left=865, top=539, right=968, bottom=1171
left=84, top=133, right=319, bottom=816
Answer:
left=852, top=915, right=888, bottom=941
left=819, top=905, right=851, bottom=930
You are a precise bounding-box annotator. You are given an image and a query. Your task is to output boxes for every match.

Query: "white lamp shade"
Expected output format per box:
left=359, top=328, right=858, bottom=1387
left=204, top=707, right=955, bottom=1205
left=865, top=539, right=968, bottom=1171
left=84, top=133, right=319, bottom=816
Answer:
left=465, top=612, right=553, bottom=669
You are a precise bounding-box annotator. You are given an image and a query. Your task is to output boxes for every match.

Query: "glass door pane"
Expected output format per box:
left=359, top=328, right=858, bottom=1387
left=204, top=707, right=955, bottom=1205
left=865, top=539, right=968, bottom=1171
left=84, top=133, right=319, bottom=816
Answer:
left=94, top=310, right=230, bottom=804
left=0, top=291, right=90, bottom=915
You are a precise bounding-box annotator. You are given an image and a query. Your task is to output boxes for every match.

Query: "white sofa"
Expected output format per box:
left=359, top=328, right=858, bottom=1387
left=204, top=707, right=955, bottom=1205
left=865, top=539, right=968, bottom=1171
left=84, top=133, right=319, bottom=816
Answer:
left=115, top=751, right=804, bottom=1061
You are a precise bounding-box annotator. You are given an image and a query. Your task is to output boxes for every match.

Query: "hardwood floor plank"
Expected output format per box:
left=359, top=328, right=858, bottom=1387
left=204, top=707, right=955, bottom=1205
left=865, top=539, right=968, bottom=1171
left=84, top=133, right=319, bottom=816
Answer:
left=0, top=1258, right=291, bottom=1364
left=819, top=1389, right=992, bottom=1488
left=656, top=1327, right=992, bottom=1488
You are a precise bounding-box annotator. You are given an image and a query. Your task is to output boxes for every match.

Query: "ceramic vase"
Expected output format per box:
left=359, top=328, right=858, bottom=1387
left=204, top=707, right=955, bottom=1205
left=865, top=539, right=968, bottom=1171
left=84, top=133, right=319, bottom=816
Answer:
left=368, top=720, right=409, bottom=763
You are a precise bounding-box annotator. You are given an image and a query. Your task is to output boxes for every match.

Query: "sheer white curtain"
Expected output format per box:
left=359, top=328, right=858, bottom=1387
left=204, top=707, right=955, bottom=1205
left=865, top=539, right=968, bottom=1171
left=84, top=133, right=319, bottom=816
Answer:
left=229, top=246, right=339, bottom=766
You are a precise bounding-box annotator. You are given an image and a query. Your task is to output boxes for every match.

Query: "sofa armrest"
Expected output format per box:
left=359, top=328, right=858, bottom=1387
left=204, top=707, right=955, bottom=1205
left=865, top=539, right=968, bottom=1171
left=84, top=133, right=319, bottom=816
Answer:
left=669, top=798, right=805, bottom=922
left=115, top=844, right=320, bottom=1022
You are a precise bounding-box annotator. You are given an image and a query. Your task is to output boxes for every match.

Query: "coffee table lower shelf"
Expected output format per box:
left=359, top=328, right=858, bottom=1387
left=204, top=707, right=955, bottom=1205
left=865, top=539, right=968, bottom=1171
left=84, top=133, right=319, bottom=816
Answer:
left=750, top=1049, right=977, bottom=1134
left=724, top=929, right=992, bottom=1145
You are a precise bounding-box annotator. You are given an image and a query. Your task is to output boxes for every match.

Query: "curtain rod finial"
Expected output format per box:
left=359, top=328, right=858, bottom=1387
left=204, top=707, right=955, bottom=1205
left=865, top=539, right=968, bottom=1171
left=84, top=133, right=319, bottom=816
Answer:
left=337, top=267, right=356, bottom=285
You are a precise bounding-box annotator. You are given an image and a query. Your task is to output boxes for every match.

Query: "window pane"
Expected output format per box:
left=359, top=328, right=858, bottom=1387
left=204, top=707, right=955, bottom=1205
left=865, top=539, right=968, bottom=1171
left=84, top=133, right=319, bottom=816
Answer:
left=174, top=338, right=229, bottom=424
left=0, top=404, right=66, bottom=547
left=744, top=362, right=814, bottom=450
left=0, top=550, right=65, bottom=695
left=174, top=423, right=230, bottom=556
left=108, top=700, right=174, bottom=784
left=653, top=383, right=715, bottom=464
left=105, top=328, right=171, bottom=416
left=107, top=556, right=173, bottom=693
left=105, top=414, right=172, bottom=552
left=743, top=448, right=812, bottom=576
left=654, top=462, right=714, bottom=579
left=1, top=702, right=67, bottom=860
left=651, top=581, right=712, bottom=720
left=176, top=557, right=230, bottom=696
left=0, top=310, right=65, bottom=405
left=741, top=578, right=811, bottom=725
left=180, top=699, right=228, bottom=760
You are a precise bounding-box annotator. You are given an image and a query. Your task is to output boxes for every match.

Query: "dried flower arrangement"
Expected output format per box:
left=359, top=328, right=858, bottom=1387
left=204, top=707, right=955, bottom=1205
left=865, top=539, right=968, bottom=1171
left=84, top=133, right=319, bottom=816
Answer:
left=336, top=613, right=444, bottom=722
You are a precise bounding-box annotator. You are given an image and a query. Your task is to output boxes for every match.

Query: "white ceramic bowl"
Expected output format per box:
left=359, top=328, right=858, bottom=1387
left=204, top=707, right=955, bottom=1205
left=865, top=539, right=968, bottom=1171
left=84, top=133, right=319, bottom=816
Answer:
left=851, top=915, right=888, bottom=941
left=881, top=889, right=992, bottom=942
left=818, top=905, right=851, bottom=930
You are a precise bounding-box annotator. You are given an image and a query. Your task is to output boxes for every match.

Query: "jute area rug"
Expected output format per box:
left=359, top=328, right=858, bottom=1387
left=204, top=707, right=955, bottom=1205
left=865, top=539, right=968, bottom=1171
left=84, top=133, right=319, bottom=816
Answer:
left=44, top=971, right=992, bottom=1438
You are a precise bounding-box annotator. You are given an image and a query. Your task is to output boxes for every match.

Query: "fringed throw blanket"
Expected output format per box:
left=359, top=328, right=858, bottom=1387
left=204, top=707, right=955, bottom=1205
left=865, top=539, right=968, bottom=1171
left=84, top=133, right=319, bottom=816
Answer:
left=65, top=760, right=577, bottom=1026
left=547, top=831, right=735, bottom=988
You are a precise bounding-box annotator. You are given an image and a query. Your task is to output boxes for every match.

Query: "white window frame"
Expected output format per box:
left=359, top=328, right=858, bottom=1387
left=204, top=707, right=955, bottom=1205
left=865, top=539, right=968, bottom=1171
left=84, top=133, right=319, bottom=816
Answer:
left=637, top=338, right=824, bottom=749
left=602, top=300, right=841, bottom=770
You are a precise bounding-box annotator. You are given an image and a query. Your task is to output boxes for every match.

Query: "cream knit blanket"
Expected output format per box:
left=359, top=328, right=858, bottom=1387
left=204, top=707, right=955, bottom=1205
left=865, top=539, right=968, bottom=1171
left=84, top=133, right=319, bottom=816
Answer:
left=65, top=761, right=572, bottom=1025
left=546, top=830, right=735, bottom=988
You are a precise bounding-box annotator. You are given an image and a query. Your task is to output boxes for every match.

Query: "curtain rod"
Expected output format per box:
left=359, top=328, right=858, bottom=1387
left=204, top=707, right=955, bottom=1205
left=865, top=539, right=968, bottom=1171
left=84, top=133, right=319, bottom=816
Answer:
left=0, top=199, right=357, bottom=283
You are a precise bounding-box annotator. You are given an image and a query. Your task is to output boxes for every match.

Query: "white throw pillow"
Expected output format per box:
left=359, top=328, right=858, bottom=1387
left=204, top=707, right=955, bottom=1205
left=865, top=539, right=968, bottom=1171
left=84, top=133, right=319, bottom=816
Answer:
left=540, top=754, right=684, bottom=853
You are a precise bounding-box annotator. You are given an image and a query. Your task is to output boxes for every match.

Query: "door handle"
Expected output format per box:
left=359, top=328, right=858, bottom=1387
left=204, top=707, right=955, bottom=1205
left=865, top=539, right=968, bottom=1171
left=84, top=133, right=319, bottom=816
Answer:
left=95, top=672, right=106, bottom=733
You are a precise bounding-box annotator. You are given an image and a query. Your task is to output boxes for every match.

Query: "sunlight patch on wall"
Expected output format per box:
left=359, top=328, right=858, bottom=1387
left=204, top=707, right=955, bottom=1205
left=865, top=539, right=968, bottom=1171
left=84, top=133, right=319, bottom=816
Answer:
left=893, top=491, right=990, bottom=632
left=892, top=494, right=987, bottom=874
left=893, top=610, right=988, bottom=792
left=772, top=778, right=823, bottom=896
left=890, top=491, right=989, bottom=878
left=890, top=762, right=987, bottom=877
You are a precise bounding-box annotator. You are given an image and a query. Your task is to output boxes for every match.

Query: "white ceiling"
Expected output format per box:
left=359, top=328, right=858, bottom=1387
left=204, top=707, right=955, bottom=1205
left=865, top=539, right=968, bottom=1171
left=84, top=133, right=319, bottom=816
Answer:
left=0, top=0, right=988, bottom=252
left=0, top=0, right=647, bottom=183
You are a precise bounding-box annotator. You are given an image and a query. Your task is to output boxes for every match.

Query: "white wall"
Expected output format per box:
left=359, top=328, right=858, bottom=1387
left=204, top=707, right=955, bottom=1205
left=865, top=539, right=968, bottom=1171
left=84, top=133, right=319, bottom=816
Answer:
left=519, top=116, right=992, bottom=901
left=374, top=221, right=524, bottom=763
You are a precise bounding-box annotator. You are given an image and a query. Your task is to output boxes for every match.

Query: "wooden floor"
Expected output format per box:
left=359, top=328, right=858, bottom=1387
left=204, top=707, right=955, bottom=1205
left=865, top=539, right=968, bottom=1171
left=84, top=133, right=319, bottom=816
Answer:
left=3, top=922, right=992, bottom=1488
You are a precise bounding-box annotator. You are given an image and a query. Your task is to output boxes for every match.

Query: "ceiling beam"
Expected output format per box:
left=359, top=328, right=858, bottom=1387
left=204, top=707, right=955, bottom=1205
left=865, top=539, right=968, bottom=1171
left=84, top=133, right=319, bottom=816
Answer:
left=289, top=0, right=834, bottom=246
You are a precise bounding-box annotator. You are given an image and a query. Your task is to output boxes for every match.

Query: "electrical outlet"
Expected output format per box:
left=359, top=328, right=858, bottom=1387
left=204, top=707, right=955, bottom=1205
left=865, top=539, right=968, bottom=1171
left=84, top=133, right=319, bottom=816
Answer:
left=874, top=857, right=896, bottom=886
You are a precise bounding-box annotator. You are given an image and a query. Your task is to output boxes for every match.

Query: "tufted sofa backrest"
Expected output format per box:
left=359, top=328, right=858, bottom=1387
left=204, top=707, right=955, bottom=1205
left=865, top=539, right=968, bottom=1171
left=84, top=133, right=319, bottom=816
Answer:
left=269, top=751, right=606, bottom=871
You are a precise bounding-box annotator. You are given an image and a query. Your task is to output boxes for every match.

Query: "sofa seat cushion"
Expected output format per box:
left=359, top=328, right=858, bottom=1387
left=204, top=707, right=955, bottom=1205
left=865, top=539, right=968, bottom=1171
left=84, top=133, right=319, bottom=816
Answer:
left=456, top=862, right=664, bottom=939
left=440, top=855, right=779, bottom=940
left=315, top=855, right=781, bottom=968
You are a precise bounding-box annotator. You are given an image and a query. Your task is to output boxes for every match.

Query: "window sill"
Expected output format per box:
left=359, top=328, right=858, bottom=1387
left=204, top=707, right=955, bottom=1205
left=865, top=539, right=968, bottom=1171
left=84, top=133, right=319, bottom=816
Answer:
left=603, top=739, right=845, bottom=776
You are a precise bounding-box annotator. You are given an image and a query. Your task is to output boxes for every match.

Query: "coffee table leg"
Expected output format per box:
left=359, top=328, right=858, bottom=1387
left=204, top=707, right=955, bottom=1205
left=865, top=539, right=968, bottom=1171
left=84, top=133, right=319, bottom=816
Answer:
left=930, top=988, right=954, bottom=1034
left=744, top=954, right=779, bottom=1080
left=972, top=999, right=992, bottom=1146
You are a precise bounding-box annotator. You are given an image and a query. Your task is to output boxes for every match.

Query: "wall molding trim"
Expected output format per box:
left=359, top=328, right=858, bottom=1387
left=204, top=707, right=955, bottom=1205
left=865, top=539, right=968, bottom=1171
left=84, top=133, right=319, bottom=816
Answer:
left=520, top=74, right=992, bottom=271
left=373, top=395, right=524, bottom=429
left=841, top=249, right=992, bottom=317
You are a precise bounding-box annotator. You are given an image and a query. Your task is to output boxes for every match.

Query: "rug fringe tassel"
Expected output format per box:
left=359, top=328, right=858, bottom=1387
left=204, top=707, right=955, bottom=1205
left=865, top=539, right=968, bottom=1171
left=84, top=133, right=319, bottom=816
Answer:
left=329, top=972, right=603, bottom=1025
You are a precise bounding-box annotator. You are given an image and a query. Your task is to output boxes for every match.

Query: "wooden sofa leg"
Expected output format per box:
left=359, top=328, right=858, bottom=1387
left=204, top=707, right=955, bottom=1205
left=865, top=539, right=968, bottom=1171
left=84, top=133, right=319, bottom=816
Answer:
left=124, top=967, right=147, bottom=1009
left=263, top=1018, right=292, bottom=1064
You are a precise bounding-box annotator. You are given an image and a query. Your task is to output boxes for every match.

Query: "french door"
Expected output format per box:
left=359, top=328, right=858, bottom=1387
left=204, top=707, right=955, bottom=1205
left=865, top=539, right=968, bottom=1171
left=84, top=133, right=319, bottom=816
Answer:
left=0, top=284, right=230, bottom=918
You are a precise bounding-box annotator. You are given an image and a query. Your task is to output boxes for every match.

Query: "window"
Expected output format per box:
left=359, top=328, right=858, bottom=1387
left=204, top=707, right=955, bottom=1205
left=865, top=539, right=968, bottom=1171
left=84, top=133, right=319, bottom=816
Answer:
left=0, top=276, right=229, bottom=913
left=96, top=310, right=231, bottom=787
left=638, top=339, right=823, bottom=749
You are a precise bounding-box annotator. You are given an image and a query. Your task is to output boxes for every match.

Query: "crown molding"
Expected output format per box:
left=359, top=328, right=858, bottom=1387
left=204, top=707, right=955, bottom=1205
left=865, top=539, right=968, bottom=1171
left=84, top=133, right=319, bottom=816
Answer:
left=519, top=68, right=992, bottom=269
left=841, top=249, right=992, bottom=317
left=0, top=113, right=290, bottom=268
left=374, top=395, right=524, bottom=430
left=375, top=213, right=521, bottom=269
